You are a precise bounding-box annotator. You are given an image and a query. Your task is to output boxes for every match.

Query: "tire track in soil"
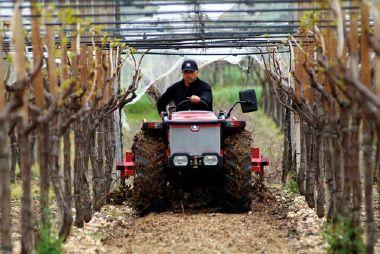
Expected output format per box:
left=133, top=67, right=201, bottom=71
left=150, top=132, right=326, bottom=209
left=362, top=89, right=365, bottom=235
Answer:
left=63, top=187, right=325, bottom=254
left=63, top=108, right=325, bottom=253
left=7, top=107, right=378, bottom=253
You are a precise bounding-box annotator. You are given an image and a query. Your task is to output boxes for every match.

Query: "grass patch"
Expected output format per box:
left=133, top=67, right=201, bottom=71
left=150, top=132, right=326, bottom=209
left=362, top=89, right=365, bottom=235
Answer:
left=286, top=173, right=299, bottom=194
left=11, top=163, right=56, bottom=200
left=199, top=62, right=255, bottom=88
left=105, top=208, right=123, bottom=219
left=36, top=213, right=63, bottom=254
left=11, top=181, right=42, bottom=200
left=214, top=85, right=240, bottom=105
left=11, top=181, right=55, bottom=201
left=213, top=85, right=262, bottom=107
left=251, top=110, right=283, bottom=159
left=86, top=231, right=107, bottom=241
left=15, top=163, right=40, bottom=179
left=11, top=182, right=23, bottom=200
left=31, top=163, right=40, bottom=178
left=323, top=217, right=365, bottom=254
left=124, top=94, right=161, bottom=122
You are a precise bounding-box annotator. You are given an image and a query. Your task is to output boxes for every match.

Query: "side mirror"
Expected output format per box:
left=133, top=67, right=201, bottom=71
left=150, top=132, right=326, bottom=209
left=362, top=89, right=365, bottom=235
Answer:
left=239, top=89, right=258, bottom=113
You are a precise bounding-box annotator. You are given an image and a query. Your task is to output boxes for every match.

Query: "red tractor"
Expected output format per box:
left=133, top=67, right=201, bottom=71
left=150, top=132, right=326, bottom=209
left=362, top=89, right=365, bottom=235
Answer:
left=116, top=89, right=269, bottom=215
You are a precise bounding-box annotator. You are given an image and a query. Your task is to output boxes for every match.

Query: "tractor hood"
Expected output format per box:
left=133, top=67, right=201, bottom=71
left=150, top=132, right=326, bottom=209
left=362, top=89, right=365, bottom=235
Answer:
left=170, top=111, right=218, bottom=122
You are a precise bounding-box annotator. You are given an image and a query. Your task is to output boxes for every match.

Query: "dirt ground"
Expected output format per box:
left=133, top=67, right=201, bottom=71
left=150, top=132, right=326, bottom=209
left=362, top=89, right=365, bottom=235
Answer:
left=15, top=109, right=380, bottom=253
left=62, top=186, right=326, bottom=254
left=62, top=111, right=327, bottom=254
left=6, top=101, right=380, bottom=253
left=7, top=107, right=328, bottom=254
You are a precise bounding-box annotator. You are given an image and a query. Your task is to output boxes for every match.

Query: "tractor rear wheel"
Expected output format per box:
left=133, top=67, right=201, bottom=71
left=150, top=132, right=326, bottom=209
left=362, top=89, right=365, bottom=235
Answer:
left=131, top=131, right=168, bottom=215
left=222, top=130, right=252, bottom=212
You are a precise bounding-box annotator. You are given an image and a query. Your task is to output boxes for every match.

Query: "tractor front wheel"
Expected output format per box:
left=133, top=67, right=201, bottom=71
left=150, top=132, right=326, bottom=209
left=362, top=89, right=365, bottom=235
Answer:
left=131, top=131, right=168, bottom=216
left=222, top=130, right=253, bottom=212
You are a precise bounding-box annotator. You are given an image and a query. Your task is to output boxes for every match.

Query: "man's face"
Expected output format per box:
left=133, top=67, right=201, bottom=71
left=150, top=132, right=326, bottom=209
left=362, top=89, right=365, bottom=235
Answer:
left=182, top=70, right=199, bottom=86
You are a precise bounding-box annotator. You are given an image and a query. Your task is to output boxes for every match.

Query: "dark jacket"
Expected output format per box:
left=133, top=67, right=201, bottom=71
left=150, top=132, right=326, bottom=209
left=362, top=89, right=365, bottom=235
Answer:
left=156, top=78, right=213, bottom=113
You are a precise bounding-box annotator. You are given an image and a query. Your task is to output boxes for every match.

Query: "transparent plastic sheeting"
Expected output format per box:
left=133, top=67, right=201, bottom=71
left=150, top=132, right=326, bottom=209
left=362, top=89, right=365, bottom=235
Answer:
left=121, top=46, right=291, bottom=104
left=2, top=50, right=292, bottom=132
left=2, top=0, right=295, bottom=127
left=119, top=0, right=295, bottom=104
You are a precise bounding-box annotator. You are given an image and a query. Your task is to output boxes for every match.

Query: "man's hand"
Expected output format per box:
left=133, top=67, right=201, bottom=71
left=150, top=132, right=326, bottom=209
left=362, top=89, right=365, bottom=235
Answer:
left=189, top=95, right=201, bottom=104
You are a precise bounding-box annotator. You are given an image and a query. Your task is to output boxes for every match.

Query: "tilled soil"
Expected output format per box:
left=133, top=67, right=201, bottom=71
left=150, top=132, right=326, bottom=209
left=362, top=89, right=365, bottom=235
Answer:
left=63, top=110, right=326, bottom=253
left=10, top=109, right=329, bottom=253
left=7, top=105, right=380, bottom=253
left=63, top=186, right=326, bottom=254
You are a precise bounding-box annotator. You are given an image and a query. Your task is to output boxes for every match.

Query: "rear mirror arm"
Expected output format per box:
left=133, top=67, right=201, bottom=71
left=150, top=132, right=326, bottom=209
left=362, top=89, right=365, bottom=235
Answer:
left=226, top=101, right=254, bottom=119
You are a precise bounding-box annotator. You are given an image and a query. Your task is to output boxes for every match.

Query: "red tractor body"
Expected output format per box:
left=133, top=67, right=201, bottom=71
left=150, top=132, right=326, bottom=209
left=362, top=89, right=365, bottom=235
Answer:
left=116, top=89, right=269, bottom=215
left=117, top=111, right=269, bottom=182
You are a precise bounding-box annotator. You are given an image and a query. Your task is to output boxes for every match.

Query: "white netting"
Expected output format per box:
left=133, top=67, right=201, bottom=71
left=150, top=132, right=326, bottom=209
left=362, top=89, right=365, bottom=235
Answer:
left=121, top=47, right=292, bottom=106
left=1, top=1, right=294, bottom=128
left=118, top=1, right=295, bottom=103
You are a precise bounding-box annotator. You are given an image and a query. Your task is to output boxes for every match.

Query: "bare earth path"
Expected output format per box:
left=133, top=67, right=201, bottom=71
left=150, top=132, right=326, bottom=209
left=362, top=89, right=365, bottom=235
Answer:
left=63, top=110, right=326, bottom=254
left=7, top=108, right=328, bottom=253
left=63, top=187, right=325, bottom=254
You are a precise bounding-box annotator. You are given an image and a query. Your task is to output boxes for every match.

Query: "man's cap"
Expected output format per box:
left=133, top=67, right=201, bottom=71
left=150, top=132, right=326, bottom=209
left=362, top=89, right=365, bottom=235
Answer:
left=181, top=59, right=198, bottom=71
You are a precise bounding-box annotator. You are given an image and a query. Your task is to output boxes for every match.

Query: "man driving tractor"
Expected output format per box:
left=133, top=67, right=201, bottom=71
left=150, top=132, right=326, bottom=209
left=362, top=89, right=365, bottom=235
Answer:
left=116, top=59, right=268, bottom=215
left=156, top=59, right=213, bottom=114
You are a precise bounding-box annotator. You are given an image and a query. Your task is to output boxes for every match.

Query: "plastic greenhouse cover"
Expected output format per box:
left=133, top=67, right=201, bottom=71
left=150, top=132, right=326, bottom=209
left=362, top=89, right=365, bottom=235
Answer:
left=120, top=2, right=294, bottom=104
left=1, top=1, right=295, bottom=126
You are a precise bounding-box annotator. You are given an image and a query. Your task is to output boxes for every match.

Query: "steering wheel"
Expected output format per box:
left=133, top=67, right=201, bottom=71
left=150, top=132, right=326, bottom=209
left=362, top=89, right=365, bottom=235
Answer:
left=175, top=99, right=209, bottom=111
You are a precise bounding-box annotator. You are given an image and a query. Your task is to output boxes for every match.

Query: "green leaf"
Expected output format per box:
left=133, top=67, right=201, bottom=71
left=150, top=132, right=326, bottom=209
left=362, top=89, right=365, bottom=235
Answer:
left=58, top=8, right=78, bottom=25
left=61, top=36, right=68, bottom=47
left=31, top=2, right=42, bottom=15
left=54, top=48, right=61, bottom=58
left=62, top=78, right=74, bottom=89
left=90, top=25, right=104, bottom=34
left=6, top=54, right=13, bottom=64
left=67, top=50, right=77, bottom=59
left=129, top=47, right=138, bottom=55
left=74, top=87, right=84, bottom=97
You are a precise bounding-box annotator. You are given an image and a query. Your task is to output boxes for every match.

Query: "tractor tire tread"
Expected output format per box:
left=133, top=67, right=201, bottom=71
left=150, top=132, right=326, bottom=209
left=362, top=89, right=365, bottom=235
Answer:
left=132, top=131, right=168, bottom=216
left=222, top=130, right=252, bottom=212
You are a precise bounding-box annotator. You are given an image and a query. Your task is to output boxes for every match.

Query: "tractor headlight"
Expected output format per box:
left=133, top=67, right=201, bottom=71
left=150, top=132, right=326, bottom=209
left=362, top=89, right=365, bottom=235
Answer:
left=173, top=155, right=188, bottom=166
left=203, top=155, right=218, bottom=166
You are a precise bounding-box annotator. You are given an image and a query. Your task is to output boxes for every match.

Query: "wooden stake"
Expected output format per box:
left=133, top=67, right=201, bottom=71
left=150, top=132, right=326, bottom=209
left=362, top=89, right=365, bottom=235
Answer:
left=374, top=0, right=380, bottom=224
left=0, top=20, right=12, bottom=254
left=46, top=22, right=58, bottom=96
left=11, top=2, right=27, bottom=121
left=376, top=0, right=380, bottom=97
left=30, top=0, right=50, bottom=229
left=87, top=47, right=102, bottom=107
left=0, top=31, right=5, bottom=110
left=104, top=52, right=112, bottom=103
left=360, top=3, right=375, bottom=254
left=79, top=44, right=88, bottom=107
left=11, top=3, right=35, bottom=254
